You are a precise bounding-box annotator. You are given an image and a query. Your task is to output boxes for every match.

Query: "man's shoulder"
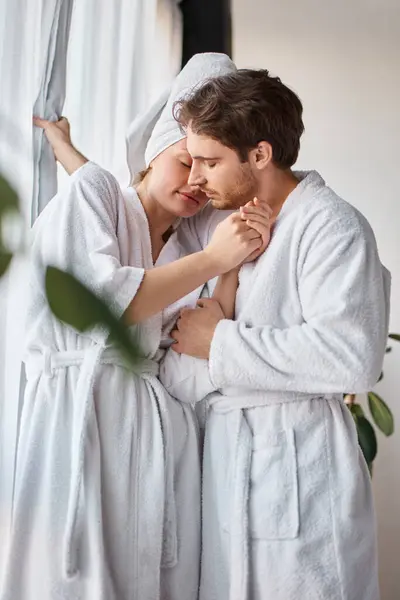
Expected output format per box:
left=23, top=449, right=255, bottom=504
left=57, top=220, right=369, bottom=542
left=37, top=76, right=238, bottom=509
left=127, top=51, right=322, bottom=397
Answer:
left=299, top=177, right=373, bottom=240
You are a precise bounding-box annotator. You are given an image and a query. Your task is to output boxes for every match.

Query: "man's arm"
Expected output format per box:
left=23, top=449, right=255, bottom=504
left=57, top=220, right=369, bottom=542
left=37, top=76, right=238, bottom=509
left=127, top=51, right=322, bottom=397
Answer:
left=209, top=218, right=390, bottom=395
left=174, top=214, right=391, bottom=395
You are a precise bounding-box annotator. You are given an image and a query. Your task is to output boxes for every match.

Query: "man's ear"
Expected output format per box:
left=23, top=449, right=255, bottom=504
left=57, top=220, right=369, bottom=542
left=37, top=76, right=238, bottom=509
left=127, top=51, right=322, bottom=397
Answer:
left=250, top=141, right=273, bottom=171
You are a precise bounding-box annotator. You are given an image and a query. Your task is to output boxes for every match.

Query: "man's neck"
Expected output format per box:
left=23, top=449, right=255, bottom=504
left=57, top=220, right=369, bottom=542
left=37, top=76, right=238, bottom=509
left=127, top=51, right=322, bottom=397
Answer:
left=257, top=169, right=299, bottom=218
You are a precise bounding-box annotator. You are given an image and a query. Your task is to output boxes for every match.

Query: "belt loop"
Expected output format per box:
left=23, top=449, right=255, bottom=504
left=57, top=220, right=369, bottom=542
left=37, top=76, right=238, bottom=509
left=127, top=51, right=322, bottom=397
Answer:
left=43, top=348, right=53, bottom=378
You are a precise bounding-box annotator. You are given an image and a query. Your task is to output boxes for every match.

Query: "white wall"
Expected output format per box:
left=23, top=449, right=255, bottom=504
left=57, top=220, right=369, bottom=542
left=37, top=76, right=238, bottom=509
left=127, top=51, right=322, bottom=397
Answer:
left=232, top=1, right=400, bottom=598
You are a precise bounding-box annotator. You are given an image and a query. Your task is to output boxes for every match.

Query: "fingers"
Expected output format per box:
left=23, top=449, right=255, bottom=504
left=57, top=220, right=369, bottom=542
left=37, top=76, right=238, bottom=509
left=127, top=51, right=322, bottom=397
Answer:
left=243, top=214, right=274, bottom=227
left=240, top=204, right=273, bottom=219
left=246, top=237, right=263, bottom=254
left=197, top=298, right=214, bottom=308
left=241, top=228, right=262, bottom=242
left=32, top=116, right=69, bottom=130
left=246, top=220, right=267, bottom=237
left=33, top=116, right=49, bottom=129
left=253, top=196, right=273, bottom=214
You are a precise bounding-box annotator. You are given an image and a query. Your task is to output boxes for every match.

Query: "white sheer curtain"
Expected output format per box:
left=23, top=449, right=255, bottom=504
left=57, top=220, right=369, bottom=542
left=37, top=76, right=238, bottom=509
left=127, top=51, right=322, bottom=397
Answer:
left=0, top=0, right=74, bottom=569
left=0, top=0, right=182, bottom=571
left=60, top=0, right=182, bottom=187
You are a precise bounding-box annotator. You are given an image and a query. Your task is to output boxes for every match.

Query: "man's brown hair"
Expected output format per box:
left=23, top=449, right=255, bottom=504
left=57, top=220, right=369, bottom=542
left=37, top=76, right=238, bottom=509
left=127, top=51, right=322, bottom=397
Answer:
left=174, top=69, right=304, bottom=169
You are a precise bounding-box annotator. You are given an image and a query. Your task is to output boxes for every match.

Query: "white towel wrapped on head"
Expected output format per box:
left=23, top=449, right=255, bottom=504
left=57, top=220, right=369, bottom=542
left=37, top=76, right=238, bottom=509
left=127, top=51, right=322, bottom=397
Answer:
left=126, top=53, right=237, bottom=180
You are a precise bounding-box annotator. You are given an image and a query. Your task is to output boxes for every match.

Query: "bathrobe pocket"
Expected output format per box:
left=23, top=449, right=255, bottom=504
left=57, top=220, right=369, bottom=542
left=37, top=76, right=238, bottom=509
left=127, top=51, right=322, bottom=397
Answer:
left=249, top=428, right=299, bottom=540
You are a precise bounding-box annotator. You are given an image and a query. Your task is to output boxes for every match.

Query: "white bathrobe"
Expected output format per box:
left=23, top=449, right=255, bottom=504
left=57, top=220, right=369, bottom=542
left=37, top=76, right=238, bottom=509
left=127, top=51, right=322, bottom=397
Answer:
left=1, top=162, right=201, bottom=600
left=160, top=171, right=391, bottom=600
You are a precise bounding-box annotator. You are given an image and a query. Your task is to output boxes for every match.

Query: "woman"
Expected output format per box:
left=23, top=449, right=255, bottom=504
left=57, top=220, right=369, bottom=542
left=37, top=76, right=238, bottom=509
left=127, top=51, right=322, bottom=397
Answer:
left=1, top=54, right=272, bottom=600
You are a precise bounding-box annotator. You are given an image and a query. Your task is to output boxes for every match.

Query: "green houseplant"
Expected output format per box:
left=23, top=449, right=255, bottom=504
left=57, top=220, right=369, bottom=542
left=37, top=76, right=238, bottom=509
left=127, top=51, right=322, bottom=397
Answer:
left=345, top=336, right=397, bottom=473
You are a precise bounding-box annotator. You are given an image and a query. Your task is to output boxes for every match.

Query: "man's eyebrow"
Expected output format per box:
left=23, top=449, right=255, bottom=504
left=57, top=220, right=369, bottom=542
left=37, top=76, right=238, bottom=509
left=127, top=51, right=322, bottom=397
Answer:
left=190, top=155, right=221, bottom=161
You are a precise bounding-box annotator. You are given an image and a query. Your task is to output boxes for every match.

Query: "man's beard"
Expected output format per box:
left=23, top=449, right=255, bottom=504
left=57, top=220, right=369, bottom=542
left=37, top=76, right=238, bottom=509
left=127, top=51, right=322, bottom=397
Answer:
left=208, top=163, right=258, bottom=210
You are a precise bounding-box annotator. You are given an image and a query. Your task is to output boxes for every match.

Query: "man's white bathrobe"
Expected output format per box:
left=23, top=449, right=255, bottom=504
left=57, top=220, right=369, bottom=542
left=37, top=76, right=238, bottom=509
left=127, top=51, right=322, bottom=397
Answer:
left=1, top=162, right=201, bottom=600
left=160, top=171, right=391, bottom=600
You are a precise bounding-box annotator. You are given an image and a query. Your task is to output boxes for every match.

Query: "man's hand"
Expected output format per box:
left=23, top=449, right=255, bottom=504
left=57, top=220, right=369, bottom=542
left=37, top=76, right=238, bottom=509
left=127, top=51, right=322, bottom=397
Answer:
left=240, top=197, right=275, bottom=262
left=171, top=298, right=225, bottom=359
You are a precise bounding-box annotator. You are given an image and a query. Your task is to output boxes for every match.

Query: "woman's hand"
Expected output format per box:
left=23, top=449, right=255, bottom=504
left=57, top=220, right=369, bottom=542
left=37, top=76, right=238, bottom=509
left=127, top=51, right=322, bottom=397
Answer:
left=33, top=116, right=88, bottom=175
left=204, top=212, right=263, bottom=272
left=33, top=116, right=72, bottom=160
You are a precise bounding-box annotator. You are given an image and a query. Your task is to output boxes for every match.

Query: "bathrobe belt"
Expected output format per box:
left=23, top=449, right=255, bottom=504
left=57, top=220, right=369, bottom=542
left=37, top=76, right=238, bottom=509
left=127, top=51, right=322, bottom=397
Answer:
left=24, top=346, right=178, bottom=580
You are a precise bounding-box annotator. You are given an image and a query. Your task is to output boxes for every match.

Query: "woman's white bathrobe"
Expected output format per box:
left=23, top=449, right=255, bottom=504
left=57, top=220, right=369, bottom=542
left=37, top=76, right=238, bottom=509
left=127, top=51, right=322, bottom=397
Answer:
left=160, top=171, right=391, bottom=600
left=1, top=162, right=201, bottom=600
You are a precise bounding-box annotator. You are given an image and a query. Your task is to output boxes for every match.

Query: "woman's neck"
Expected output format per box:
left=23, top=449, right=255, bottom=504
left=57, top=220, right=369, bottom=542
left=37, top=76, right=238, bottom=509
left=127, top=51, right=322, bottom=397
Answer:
left=136, top=182, right=176, bottom=261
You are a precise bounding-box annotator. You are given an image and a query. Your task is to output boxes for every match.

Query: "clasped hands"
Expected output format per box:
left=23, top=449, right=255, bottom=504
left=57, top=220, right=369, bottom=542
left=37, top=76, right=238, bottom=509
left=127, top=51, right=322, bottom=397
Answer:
left=171, top=198, right=274, bottom=359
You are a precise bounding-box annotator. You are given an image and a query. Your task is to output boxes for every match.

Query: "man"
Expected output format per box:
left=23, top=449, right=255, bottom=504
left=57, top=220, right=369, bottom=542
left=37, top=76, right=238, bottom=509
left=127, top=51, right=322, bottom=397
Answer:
left=168, top=69, right=390, bottom=600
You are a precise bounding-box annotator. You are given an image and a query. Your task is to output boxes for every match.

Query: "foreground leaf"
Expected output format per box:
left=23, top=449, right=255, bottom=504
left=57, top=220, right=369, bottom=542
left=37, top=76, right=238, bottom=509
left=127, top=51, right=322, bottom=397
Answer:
left=355, top=416, right=377, bottom=465
left=45, top=266, right=141, bottom=364
left=0, top=174, right=19, bottom=217
left=0, top=174, right=19, bottom=278
left=349, top=403, right=365, bottom=419
left=368, top=392, right=394, bottom=436
left=0, top=252, right=12, bottom=276
left=388, top=333, right=400, bottom=342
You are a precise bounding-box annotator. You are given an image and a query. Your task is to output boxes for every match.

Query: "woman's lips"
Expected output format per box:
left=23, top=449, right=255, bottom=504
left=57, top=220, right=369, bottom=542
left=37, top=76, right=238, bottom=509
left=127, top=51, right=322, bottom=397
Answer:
left=179, top=192, right=199, bottom=204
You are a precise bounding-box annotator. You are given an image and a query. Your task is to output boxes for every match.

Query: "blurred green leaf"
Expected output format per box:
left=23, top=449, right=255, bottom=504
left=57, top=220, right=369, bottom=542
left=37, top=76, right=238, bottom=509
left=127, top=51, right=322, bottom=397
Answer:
left=0, top=252, right=13, bottom=276
left=388, top=333, right=400, bottom=342
left=0, top=174, right=19, bottom=216
left=368, top=392, right=394, bottom=436
left=349, top=403, right=365, bottom=419
left=355, top=415, right=377, bottom=465
left=45, top=266, right=142, bottom=365
left=0, top=173, right=19, bottom=278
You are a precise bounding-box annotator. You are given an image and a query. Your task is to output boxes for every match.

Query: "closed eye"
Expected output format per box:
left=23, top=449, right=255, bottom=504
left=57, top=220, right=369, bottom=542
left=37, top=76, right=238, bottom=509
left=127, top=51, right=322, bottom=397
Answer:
left=181, top=162, right=191, bottom=168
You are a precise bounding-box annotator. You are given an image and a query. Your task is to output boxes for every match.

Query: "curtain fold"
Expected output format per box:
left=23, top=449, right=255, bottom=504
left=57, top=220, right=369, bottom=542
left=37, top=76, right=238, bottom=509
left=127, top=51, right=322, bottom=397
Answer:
left=0, top=0, right=74, bottom=573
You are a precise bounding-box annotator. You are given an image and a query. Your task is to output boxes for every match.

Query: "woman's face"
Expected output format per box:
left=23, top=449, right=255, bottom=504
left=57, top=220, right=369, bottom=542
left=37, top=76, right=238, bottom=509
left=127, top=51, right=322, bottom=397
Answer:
left=146, top=138, right=208, bottom=218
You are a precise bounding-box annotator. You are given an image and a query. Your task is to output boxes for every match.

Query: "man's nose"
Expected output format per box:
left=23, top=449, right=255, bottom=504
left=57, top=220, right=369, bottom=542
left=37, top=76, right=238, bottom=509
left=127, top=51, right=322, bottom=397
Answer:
left=188, top=165, right=206, bottom=187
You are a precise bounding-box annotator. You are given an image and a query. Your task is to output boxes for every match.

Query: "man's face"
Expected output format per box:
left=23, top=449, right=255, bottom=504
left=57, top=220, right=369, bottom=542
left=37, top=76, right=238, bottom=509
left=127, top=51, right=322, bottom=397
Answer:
left=186, top=127, right=258, bottom=210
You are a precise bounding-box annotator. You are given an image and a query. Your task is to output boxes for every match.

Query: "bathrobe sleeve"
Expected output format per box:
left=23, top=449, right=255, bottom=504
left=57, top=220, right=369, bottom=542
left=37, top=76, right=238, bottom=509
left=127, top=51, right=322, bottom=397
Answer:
left=32, top=161, right=145, bottom=320
left=158, top=205, right=232, bottom=403
left=159, top=349, right=215, bottom=404
left=209, top=210, right=391, bottom=395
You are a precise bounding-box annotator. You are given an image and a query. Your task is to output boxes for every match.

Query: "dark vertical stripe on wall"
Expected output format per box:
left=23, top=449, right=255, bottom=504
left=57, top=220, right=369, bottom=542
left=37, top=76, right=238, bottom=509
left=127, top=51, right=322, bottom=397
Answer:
left=180, top=0, right=232, bottom=67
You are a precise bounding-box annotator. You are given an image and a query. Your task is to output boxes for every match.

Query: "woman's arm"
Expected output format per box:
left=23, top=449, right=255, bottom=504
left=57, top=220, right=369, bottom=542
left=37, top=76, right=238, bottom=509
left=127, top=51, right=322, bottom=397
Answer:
left=124, top=213, right=262, bottom=324
left=210, top=198, right=273, bottom=319
left=211, top=269, right=239, bottom=319
left=33, top=116, right=88, bottom=174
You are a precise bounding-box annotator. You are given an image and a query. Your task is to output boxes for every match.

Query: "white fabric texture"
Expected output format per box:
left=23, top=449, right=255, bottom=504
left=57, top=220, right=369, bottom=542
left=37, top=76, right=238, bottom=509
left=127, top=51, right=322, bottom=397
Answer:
left=0, top=0, right=73, bottom=574
left=61, top=0, right=183, bottom=189
left=126, top=52, right=237, bottom=179
left=161, top=171, right=390, bottom=600
left=159, top=203, right=230, bottom=401
left=0, top=0, right=184, bottom=577
left=0, top=162, right=200, bottom=600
